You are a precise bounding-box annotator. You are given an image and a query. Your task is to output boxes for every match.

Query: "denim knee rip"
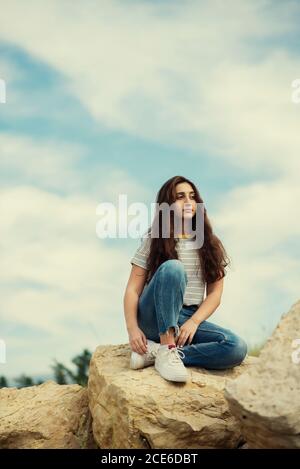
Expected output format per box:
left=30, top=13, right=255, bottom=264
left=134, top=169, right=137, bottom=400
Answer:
left=159, top=324, right=180, bottom=339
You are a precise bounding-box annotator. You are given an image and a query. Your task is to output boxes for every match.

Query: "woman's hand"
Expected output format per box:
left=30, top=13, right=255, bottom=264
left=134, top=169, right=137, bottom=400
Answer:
left=128, top=326, right=148, bottom=355
left=175, top=318, right=199, bottom=347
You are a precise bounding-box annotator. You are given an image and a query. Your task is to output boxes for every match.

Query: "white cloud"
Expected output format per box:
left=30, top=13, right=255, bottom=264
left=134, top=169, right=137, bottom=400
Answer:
left=0, top=132, right=151, bottom=202
left=0, top=133, right=84, bottom=191
left=0, top=132, right=152, bottom=378
left=0, top=0, right=299, bottom=177
left=0, top=184, right=140, bottom=378
left=215, top=178, right=300, bottom=254
left=211, top=178, right=300, bottom=344
left=196, top=52, right=300, bottom=178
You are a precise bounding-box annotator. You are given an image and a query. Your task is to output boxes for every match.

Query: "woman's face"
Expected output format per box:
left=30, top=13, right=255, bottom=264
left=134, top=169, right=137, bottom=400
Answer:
left=173, top=182, right=197, bottom=221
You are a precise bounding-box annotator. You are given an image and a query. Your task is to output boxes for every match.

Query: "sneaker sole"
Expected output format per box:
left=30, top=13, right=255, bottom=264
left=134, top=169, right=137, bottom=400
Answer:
left=130, top=353, right=156, bottom=370
left=130, top=352, right=144, bottom=370
left=154, top=363, right=189, bottom=382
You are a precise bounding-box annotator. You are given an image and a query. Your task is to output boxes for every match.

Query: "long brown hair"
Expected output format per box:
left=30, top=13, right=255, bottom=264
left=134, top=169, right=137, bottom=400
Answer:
left=144, top=175, right=231, bottom=286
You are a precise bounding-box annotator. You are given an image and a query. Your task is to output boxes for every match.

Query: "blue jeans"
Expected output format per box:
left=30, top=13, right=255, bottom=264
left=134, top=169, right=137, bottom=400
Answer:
left=137, top=259, right=248, bottom=369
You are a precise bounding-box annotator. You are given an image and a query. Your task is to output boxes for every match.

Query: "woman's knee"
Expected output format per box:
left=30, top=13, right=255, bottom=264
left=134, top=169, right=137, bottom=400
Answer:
left=159, top=259, right=187, bottom=282
left=227, top=335, right=248, bottom=365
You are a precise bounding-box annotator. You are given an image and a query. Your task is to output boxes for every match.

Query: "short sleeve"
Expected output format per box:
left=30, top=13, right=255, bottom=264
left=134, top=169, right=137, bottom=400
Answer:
left=130, top=236, right=151, bottom=270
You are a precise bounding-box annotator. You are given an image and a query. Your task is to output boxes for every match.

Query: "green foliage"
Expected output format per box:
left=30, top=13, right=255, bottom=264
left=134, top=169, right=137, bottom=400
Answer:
left=50, top=349, right=92, bottom=387
left=1, top=348, right=92, bottom=388
left=0, top=375, right=8, bottom=388
left=14, top=374, right=35, bottom=388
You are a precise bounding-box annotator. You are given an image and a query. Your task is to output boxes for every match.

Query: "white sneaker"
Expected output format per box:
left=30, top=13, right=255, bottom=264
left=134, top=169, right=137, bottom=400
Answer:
left=130, top=339, right=160, bottom=370
left=155, top=344, right=189, bottom=382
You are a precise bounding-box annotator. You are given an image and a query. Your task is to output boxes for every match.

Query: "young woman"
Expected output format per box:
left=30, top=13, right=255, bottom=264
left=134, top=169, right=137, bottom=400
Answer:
left=123, top=175, right=247, bottom=383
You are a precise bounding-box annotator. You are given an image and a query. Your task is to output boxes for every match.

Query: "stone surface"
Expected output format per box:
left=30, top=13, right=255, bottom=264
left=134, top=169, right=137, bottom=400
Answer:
left=88, top=344, right=256, bottom=449
left=225, top=299, right=300, bottom=449
left=0, top=380, right=97, bottom=448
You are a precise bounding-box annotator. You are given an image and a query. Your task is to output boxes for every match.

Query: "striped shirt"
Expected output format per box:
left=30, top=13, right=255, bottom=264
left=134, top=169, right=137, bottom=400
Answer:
left=130, top=236, right=206, bottom=306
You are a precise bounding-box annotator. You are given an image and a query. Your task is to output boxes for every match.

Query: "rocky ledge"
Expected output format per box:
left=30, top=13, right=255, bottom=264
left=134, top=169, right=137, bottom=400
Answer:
left=225, top=299, right=300, bottom=449
left=0, top=380, right=96, bottom=448
left=88, top=343, right=257, bottom=449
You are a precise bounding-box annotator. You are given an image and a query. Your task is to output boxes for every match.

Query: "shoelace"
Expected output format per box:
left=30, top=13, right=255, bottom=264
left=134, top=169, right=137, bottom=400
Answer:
left=146, top=349, right=158, bottom=360
left=168, top=347, right=185, bottom=365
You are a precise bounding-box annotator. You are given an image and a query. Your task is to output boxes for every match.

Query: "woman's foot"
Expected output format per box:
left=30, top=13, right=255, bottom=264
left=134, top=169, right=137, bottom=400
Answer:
left=130, top=339, right=160, bottom=370
left=154, top=344, right=189, bottom=382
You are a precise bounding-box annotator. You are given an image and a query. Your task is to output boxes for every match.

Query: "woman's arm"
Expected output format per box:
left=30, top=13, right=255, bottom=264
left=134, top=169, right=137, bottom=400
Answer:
left=191, top=277, right=224, bottom=325
left=123, top=265, right=149, bottom=353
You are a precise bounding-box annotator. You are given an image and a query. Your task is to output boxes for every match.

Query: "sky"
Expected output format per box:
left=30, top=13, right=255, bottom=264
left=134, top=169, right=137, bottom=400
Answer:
left=0, top=0, right=300, bottom=381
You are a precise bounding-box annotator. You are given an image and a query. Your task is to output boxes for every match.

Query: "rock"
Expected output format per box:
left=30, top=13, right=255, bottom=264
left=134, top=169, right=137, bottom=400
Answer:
left=0, top=380, right=97, bottom=449
left=225, top=299, right=300, bottom=449
left=88, top=344, right=256, bottom=449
